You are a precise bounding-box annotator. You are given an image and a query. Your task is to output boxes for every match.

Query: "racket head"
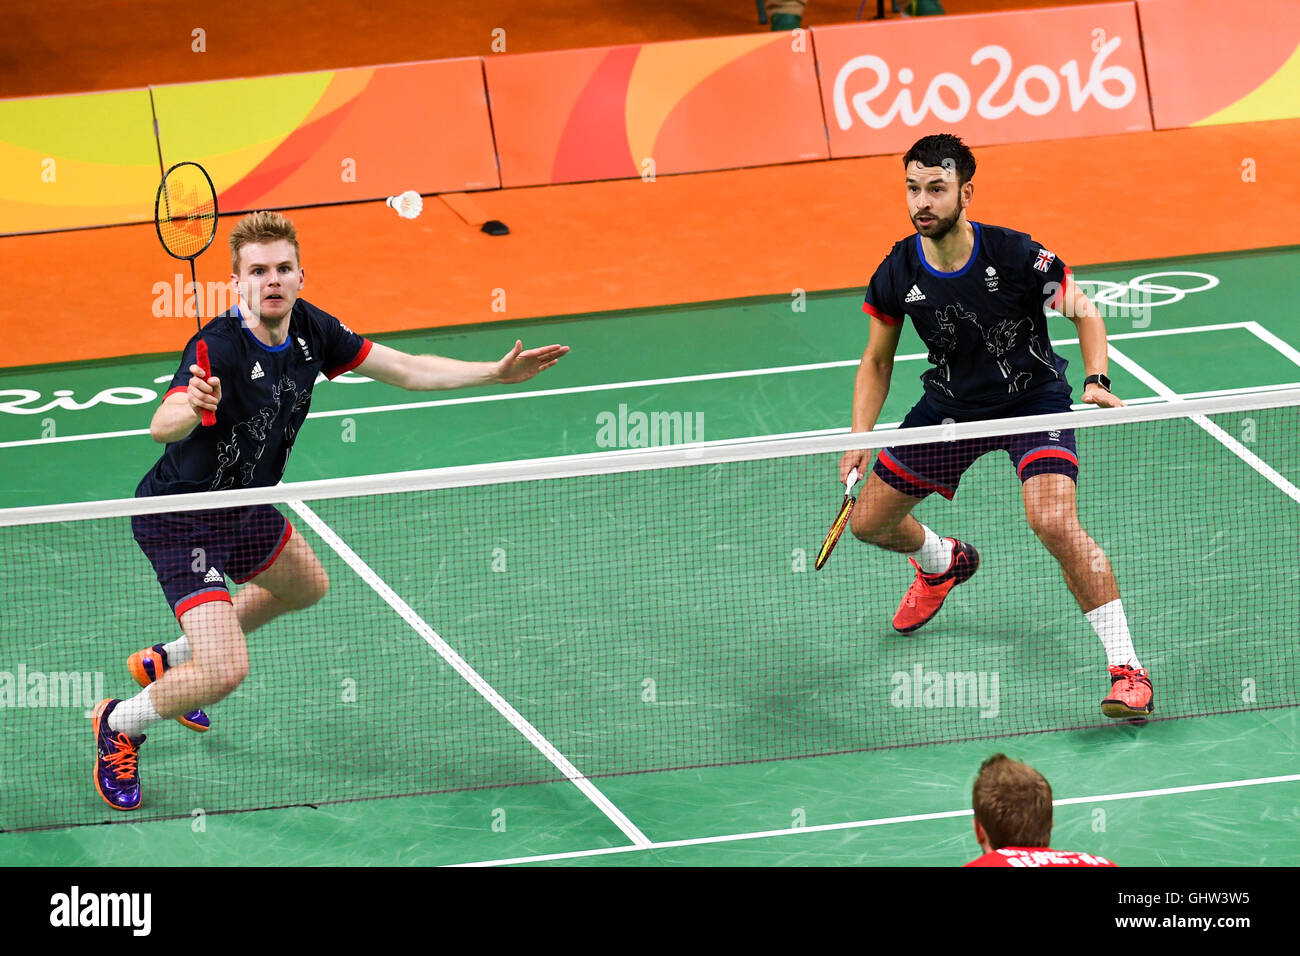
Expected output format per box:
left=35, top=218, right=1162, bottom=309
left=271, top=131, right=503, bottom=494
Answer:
left=815, top=494, right=856, bottom=570
left=155, top=162, right=218, bottom=261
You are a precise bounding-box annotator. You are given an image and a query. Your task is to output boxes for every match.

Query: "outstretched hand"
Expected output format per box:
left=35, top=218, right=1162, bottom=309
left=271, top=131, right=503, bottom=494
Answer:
left=496, top=340, right=570, bottom=384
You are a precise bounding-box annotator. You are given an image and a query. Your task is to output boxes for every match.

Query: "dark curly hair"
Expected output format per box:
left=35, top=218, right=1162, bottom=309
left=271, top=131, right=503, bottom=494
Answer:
left=903, top=134, right=976, bottom=186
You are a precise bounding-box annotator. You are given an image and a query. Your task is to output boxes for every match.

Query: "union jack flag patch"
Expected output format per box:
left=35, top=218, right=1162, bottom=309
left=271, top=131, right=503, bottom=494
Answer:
left=1033, top=248, right=1056, bottom=273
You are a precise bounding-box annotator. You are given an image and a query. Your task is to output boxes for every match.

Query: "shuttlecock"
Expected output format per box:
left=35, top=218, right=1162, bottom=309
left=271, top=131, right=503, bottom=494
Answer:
left=386, top=190, right=423, bottom=219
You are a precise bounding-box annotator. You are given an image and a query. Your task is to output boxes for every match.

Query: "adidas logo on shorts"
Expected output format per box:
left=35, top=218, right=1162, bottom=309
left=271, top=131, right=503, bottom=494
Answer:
left=905, top=285, right=926, bottom=303
left=203, top=567, right=222, bottom=584
left=250, top=361, right=265, bottom=380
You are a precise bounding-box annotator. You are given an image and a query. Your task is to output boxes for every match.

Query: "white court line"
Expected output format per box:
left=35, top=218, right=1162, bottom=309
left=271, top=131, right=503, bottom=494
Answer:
left=0, top=322, right=1263, bottom=450
left=286, top=498, right=651, bottom=849
left=1053, top=319, right=1256, bottom=345
left=0, top=356, right=883, bottom=449
left=1243, top=321, right=1300, bottom=369
left=0, top=426, right=151, bottom=448
left=453, top=771, right=1300, bottom=867
left=1107, top=345, right=1300, bottom=504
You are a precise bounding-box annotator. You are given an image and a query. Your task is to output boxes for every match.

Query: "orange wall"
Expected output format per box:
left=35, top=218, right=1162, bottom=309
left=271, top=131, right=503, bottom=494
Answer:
left=6, top=1, right=1298, bottom=235
left=486, top=34, right=827, bottom=188
left=1139, top=0, right=1300, bottom=128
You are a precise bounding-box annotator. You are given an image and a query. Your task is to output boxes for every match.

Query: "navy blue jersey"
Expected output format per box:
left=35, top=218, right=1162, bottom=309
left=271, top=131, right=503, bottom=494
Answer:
left=862, top=222, right=1073, bottom=417
left=138, top=299, right=371, bottom=496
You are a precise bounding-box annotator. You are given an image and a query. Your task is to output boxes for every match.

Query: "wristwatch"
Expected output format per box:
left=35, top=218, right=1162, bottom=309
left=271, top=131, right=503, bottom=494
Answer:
left=1084, top=373, right=1111, bottom=392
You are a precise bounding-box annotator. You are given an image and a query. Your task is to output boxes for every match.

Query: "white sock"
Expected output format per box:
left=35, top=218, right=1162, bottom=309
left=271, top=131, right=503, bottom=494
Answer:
left=107, top=685, right=163, bottom=738
left=162, top=635, right=192, bottom=666
left=1086, top=599, right=1142, bottom=670
left=908, top=524, right=954, bottom=574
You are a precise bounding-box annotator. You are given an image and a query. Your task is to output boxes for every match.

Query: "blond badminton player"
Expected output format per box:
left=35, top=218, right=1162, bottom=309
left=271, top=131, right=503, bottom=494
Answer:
left=93, top=210, right=568, bottom=810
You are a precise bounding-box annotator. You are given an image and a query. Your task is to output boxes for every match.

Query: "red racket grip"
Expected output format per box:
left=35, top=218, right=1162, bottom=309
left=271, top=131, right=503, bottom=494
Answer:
left=196, top=339, right=217, bottom=427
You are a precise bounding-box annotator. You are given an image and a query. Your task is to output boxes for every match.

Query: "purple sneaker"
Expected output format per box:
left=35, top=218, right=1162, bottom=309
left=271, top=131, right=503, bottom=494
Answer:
left=127, top=643, right=210, bottom=732
left=92, top=699, right=144, bottom=811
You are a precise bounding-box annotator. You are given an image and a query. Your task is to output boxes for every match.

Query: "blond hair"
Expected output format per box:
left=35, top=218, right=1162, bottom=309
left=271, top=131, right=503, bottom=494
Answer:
left=972, top=754, right=1053, bottom=850
left=229, top=211, right=301, bottom=274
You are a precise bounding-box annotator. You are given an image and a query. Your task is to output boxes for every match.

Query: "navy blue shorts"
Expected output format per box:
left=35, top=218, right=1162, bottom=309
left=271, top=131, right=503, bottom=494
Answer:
left=131, top=504, right=292, bottom=619
left=873, top=391, right=1079, bottom=500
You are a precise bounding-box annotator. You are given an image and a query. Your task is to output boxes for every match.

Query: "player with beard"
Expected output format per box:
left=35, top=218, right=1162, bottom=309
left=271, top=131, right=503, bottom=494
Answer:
left=840, top=133, right=1152, bottom=720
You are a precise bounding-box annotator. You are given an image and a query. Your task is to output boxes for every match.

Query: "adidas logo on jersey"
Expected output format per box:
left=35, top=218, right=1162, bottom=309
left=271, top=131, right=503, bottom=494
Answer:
left=904, top=285, right=926, bottom=303
left=250, top=361, right=265, bottom=380
left=203, top=567, right=223, bottom=583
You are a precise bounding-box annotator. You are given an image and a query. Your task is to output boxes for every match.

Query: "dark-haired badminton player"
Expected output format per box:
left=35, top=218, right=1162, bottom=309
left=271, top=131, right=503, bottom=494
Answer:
left=841, top=133, right=1152, bottom=720
left=93, top=211, right=569, bottom=810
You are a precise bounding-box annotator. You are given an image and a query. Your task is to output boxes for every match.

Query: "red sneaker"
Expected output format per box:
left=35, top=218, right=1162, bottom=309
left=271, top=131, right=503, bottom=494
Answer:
left=892, top=539, right=980, bottom=634
left=1102, top=664, right=1154, bottom=718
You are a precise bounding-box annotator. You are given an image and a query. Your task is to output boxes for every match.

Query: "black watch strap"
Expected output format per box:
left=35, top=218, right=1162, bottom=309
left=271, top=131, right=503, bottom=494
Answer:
left=1084, top=373, right=1112, bottom=391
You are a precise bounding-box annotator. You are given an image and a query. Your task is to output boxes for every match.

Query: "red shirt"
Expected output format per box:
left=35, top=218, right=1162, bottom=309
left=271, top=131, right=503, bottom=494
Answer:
left=964, top=847, right=1117, bottom=867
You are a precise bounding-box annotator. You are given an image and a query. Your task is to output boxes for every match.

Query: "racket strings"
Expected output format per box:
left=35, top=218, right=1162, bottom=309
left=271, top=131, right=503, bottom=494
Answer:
left=157, top=167, right=218, bottom=259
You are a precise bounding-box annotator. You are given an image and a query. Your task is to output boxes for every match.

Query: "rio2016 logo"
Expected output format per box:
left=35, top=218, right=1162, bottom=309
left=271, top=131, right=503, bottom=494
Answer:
left=832, top=37, right=1137, bottom=130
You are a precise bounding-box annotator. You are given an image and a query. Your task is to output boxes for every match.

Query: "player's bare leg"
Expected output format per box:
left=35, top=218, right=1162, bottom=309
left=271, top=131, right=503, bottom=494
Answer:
left=148, top=602, right=251, bottom=718
left=1022, top=473, right=1152, bottom=717
left=97, top=532, right=330, bottom=809
left=850, top=471, right=925, bottom=551
left=126, top=530, right=328, bottom=725
left=1021, top=473, right=1117, bottom=611
left=851, top=471, right=979, bottom=633
left=233, top=530, right=329, bottom=633
left=94, top=599, right=253, bottom=809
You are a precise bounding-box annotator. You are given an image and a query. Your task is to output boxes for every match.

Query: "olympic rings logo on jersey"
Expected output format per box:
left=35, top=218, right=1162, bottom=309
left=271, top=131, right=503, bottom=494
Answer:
left=1045, top=271, right=1219, bottom=328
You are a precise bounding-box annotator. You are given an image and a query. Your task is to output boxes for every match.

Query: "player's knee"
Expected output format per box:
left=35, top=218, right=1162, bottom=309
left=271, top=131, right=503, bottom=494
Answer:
left=298, top=566, right=329, bottom=608
left=1026, top=508, right=1078, bottom=550
left=201, top=651, right=250, bottom=701
left=277, top=565, right=329, bottom=611
left=851, top=510, right=897, bottom=547
left=222, top=657, right=251, bottom=696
